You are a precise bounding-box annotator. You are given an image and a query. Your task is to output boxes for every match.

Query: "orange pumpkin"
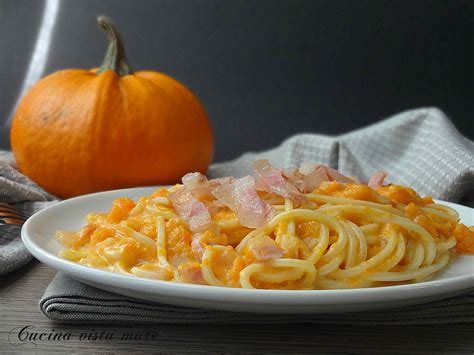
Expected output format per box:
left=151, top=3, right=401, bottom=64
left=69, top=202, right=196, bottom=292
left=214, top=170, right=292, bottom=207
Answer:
left=10, top=16, right=213, bottom=198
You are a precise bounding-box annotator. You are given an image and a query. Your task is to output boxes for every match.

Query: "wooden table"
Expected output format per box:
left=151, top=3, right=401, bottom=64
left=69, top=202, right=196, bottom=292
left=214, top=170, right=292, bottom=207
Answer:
left=1, top=260, right=473, bottom=353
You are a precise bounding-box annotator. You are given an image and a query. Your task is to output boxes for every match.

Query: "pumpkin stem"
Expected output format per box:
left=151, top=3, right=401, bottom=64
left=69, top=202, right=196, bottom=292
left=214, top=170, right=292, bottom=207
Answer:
left=96, top=16, right=133, bottom=76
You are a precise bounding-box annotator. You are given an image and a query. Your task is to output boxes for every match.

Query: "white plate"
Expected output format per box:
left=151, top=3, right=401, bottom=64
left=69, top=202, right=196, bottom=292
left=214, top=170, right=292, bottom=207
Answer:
left=22, top=187, right=474, bottom=314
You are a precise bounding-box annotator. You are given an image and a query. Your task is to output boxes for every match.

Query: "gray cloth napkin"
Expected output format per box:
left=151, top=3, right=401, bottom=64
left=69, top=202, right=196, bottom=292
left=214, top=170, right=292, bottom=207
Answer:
left=40, top=272, right=474, bottom=325
left=0, top=151, right=57, bottom=275
left=210, top=107, right=474, bottom=205
left=1, top=107, right=473, bottom=323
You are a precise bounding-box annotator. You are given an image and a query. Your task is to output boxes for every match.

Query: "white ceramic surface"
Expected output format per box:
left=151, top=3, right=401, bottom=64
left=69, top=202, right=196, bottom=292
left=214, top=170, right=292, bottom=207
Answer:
left=22, top=187, right=474, bottom=314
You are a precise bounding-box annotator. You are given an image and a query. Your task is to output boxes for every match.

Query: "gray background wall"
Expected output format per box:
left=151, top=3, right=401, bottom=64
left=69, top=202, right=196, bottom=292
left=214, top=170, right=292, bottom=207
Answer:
left=1, top=0, right=472, bottom=162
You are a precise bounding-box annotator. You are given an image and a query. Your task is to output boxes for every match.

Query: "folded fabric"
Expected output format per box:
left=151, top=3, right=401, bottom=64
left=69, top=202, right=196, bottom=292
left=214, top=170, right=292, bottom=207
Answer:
left=0, top=107, right=473, bottom=324
left=0, top=224, right=31, bottom=275
left=209, top=108, right=474, bottom=205
left=40, top=272, right=474, bottom=325
left=0, top=151, right=57, bottom=274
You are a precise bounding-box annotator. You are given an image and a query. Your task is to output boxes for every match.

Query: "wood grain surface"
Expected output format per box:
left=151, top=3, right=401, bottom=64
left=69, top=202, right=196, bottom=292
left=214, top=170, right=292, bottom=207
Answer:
left=1, top=260, right=473, bottom=354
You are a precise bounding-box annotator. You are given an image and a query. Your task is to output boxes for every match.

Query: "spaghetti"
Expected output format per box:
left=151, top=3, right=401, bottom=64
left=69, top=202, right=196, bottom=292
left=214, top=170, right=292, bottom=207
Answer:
left=56, top=160, right=474, bottom=289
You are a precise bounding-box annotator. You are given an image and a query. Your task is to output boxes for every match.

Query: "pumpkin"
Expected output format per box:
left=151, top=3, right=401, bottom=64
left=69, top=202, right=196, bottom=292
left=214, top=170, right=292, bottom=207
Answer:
left=10, top=16, right=213, bottom=198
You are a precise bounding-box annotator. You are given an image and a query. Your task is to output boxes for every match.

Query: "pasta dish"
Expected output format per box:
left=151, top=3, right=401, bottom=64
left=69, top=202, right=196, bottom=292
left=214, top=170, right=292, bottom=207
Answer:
left=56, top=160, right=474, bottom=289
